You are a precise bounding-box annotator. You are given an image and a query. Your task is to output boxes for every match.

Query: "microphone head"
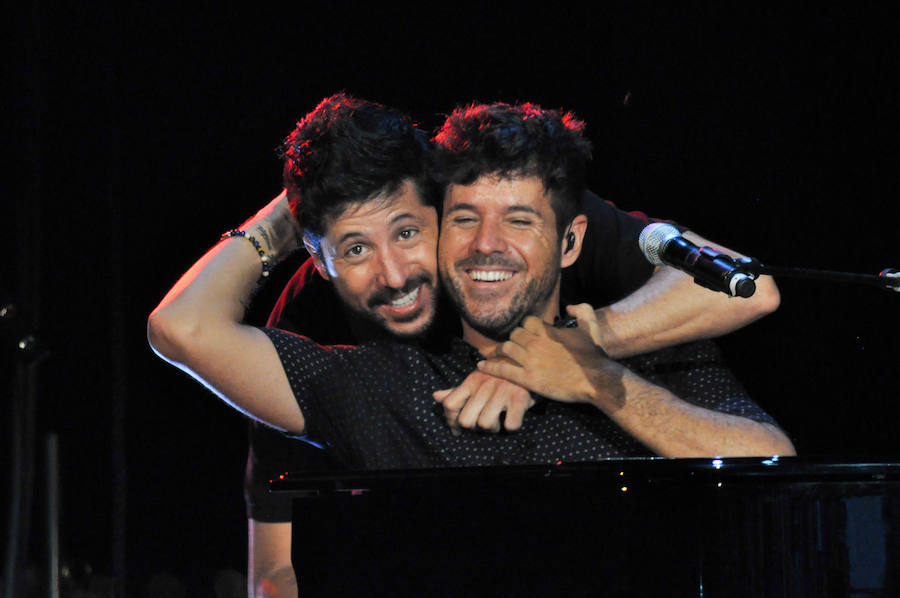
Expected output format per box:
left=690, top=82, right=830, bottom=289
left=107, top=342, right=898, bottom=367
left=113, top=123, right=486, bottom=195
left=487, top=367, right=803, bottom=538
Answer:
left=638, top=223, right=681, bottom=266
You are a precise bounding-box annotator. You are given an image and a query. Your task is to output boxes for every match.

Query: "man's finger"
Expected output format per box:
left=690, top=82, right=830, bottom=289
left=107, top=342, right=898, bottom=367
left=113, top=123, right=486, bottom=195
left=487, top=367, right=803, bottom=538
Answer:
left=476, top=384, right=511, bottom=433
left=502, top=393, right=531, bottom=431
left=477, top=360, right=527, bottom=386
left=508, top=326, right=537, bottom=346
left=567, top=303, right=605, bottom=348
left=496, top=340, right=530, bottom=366
left=458, top=377, right=496, bottom=430
left=434, top=385, right=471, bottom=435
left=521, top=315, right=546, bottom=334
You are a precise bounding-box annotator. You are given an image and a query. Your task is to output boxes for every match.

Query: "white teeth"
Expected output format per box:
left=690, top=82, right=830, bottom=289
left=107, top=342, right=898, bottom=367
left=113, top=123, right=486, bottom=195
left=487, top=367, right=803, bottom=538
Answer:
left=390, top=286, right=420, bottom=308
left=469, top=270, right=513, bottom=282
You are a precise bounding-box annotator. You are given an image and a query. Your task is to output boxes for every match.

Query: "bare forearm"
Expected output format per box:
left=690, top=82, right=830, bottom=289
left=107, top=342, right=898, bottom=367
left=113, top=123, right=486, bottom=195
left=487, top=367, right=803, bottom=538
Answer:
left=481, top=312, right=794, bottom=457
left=148, top=192, right=298, bottom=358
left=594, top=232, right=780, bottom=359
left=592, top=366, right=795, bottom=457
left=253, top=566, right=298, bottom=598
left=147, top=192, right=306, bottom=433
left=249, top=520, right=298, bottom=598
left=148, top=232, right=266, bottom=360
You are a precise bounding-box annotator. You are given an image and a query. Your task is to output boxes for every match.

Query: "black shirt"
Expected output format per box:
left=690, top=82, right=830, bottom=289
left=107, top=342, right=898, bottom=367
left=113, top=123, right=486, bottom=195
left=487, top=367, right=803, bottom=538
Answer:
left=246, top=194, right=658, bottom=518
left=262, top=328, right=776, bottom=470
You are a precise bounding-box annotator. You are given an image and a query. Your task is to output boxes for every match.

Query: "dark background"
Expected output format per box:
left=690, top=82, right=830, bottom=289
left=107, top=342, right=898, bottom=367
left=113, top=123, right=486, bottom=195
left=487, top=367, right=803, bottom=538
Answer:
left=4, top=3, right=898, bottom=595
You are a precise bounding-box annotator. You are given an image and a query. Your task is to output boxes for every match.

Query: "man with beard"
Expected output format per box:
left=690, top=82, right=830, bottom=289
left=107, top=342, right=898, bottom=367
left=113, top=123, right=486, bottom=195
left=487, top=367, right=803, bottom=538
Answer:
left=148, top=97, right=792, bottom=596
left=429, top=102, right=790, bottom=455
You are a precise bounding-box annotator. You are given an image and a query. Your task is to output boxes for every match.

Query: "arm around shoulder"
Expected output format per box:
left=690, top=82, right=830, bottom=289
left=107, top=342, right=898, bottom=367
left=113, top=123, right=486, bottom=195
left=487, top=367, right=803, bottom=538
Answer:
left=588, top=364, right=796, bottom=458
left=480, top=309, right=795, bottom=459
left=591, top=230, right=780, bottom=358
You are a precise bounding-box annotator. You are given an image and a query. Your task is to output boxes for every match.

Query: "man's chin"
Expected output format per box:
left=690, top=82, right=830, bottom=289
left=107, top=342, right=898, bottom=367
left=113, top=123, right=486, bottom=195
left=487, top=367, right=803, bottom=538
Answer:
left=382, top=312, right=434, bottom=339
left=460, top=308, right=520, bottom=341
left=361, top=300, right=435, bottom=339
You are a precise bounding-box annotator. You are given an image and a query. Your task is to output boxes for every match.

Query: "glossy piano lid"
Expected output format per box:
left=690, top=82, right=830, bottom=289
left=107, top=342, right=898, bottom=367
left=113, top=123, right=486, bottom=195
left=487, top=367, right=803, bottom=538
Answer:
left=268, top=456, right=900, bottom=495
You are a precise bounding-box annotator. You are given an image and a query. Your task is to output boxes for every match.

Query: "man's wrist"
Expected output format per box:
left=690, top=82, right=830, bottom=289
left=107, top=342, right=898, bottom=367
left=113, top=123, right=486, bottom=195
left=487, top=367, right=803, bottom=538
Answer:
left=585, top=359, right=628, bottom=412
left=221, top=227, right=275, bottom=279
left=238, top=191, right=303, bottom=261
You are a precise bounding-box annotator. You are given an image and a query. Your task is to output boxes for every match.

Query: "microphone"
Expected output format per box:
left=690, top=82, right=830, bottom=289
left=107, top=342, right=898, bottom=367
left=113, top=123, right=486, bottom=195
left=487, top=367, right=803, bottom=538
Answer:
left=638, top=223, right=757, bottom=298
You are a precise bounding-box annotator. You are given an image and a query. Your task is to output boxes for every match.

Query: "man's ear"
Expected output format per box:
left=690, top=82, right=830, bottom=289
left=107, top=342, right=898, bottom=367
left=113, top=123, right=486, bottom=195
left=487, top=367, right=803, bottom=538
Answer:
left=303, top=233, right=331, bottom=281
left=560, top=214, right=588, bottom=269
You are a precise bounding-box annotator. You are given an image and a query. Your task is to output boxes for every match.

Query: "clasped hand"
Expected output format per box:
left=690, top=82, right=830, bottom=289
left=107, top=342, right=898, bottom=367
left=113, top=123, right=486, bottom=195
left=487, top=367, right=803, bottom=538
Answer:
left=433, top=304, right=626, bottom=435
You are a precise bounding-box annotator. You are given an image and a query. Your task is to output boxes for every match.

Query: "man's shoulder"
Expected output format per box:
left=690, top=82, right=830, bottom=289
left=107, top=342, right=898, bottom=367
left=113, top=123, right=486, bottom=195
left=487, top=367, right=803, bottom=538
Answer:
left=267, top=257, right=328, bottom=326
left=268, top=257, right=356, bottom=343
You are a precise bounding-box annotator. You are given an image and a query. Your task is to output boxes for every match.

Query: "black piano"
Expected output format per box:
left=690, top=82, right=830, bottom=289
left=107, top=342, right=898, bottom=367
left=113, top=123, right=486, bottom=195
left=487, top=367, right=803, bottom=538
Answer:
left=271, top=457, right=899, bottom=597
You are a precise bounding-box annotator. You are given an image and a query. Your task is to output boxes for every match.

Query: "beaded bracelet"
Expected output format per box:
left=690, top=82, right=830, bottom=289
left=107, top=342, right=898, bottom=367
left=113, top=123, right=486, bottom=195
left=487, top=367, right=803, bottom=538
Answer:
left=221, top=229, right=272, bottom=278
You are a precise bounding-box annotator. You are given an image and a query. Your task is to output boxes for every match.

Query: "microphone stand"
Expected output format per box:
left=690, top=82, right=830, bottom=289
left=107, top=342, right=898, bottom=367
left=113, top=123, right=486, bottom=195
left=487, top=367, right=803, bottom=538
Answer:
left=735, top=258, right=900, bottom=295
left=2, top=301, right=52, bottom=598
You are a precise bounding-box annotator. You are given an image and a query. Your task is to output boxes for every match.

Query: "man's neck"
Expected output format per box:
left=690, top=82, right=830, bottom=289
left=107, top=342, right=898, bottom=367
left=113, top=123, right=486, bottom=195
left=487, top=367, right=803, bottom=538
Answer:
left=460, top=322, right=503, bottom=358
left=460, top=292, right=562, bottom=358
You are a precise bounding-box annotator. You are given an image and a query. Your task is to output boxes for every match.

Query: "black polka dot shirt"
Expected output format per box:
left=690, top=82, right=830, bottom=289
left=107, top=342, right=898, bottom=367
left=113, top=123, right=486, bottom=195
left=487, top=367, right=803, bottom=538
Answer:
left=262, top=329, right=777, bottom=471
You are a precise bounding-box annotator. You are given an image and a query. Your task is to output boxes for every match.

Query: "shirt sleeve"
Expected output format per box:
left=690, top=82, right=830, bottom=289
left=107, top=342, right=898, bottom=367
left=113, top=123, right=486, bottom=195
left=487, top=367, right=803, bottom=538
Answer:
left=621, top=340, right=778, bottom=425
left=560, top=191, right=658, bottom=307
left=258, top=327, right=391, bottom=467
left=245, top=324, right=353, bottom=521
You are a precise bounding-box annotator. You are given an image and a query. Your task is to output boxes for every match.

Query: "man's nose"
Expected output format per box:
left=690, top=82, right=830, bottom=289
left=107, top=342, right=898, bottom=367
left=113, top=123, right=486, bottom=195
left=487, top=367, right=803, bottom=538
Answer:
left=375, top=246, right=410, bottom=289
left=472, top=219, right=507, bottom=255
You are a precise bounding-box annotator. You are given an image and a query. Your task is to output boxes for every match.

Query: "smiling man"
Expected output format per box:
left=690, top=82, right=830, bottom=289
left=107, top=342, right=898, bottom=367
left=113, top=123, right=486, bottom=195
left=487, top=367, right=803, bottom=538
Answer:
left=304, top=179, right=439, bottom=337
left=428, top=102, right=792, bottom=456
left=440, top=175, right=585, bottom=343
left=434, top=103, right=592, bottom=349
left=277, top=94, right=444, bottom=342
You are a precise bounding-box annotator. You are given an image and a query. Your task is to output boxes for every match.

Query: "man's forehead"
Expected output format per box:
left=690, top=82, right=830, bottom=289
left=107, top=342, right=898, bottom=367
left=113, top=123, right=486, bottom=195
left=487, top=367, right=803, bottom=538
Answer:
left=325, top=182, right=432, bottom=236
left=444, top=174, right=552, bottom=209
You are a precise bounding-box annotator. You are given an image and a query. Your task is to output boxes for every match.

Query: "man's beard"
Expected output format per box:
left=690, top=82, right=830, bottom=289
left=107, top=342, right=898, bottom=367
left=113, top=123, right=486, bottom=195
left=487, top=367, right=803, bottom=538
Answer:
left=442, top=253, right=560, bottom=341
left=351, top=272, right=439, bottom=339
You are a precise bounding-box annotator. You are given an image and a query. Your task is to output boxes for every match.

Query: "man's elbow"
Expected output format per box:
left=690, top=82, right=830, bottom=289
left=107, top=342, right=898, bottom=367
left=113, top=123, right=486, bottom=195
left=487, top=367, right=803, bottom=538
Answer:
left=147, top=305, right=203, bottom=365
left=751, top=276, right=781, bottom=317
left=731, top=275, right=779, bottom=327
left=759, top=423, right=797, bottom=457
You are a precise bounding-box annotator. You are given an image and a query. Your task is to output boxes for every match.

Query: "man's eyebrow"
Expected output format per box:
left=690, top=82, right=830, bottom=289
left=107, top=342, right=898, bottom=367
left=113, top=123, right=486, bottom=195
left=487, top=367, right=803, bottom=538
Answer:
left=390, top=211, right=423, bottom=225
left=336, top=231, right=366, bottom=246
left=334, top=213, right=424, bottom=246
left=505, top=205, right=542, bottom=218
left=444, top=203, right=477, bottom=215
left=445, top=203, right=543, bottom=218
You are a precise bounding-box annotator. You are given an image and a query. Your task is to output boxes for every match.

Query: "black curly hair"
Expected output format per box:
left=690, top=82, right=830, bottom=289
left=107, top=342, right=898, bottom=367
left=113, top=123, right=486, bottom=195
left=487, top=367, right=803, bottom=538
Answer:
left=279, top=93, right=436, bottom=247
left=432, top=102, right=592, bottom=235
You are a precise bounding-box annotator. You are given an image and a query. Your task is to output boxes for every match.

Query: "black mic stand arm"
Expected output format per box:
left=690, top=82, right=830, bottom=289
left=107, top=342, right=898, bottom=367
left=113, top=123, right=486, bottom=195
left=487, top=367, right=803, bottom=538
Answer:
left=735, top=258, right=900, bottom=293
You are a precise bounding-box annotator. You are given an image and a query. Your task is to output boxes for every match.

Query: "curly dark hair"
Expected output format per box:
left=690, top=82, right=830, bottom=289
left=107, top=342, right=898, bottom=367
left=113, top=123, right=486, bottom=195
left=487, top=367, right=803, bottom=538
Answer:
left=432, top=102, right=592, bottom=235
left=279, top=93, right=436, bottom=245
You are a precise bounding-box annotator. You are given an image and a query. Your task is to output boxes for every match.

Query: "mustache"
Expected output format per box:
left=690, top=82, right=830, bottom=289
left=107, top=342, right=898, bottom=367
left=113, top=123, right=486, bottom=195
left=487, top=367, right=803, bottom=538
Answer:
left=366, top=272, right=435, bottom=308
left=454, top=254, right=522, bottom=270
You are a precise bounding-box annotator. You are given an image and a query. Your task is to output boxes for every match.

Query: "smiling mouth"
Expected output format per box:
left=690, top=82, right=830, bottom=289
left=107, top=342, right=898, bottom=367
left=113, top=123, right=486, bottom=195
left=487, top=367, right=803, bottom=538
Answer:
left=389, top=285, right=420, bottom=308
left=468, top=270, right=514, bottom=282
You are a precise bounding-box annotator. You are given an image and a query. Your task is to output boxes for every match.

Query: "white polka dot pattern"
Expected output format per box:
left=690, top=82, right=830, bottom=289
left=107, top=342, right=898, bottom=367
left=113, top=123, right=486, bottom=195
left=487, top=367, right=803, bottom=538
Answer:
left=262, top=329, right=776, bottom=470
